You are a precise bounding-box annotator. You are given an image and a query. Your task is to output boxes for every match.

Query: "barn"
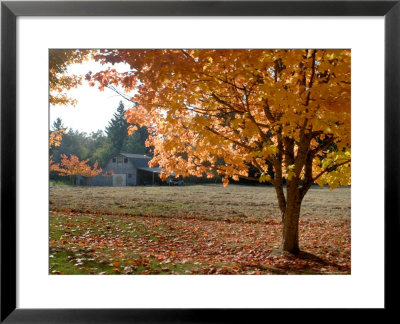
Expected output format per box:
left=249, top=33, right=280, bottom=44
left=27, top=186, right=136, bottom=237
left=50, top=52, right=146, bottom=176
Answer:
left=77, top=153, right=162, bottom=186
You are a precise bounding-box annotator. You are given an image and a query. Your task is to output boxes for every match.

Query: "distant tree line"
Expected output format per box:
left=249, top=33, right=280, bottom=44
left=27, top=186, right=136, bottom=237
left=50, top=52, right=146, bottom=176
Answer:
left=50, top=101, right=272, bottom=186
left=50, top=101, right=150, bottom=182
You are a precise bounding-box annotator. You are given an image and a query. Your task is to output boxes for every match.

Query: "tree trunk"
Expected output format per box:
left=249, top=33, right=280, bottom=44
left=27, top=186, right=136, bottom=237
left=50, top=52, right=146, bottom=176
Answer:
left=281, top=199, right=301, bottom=254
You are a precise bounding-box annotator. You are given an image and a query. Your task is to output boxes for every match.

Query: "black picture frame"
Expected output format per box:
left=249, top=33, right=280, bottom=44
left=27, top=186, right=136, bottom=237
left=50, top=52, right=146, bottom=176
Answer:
left=1, top=0, right=399, bottom=322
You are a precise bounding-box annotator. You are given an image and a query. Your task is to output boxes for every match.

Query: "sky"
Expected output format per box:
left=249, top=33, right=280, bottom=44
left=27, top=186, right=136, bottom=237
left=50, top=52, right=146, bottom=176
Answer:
left=50, top=59, right=135, bottom=134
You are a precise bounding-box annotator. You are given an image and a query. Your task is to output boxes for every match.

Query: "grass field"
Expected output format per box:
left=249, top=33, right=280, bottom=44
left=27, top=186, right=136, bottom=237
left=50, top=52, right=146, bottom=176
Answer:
left=49, top=184, right=351, bottom=275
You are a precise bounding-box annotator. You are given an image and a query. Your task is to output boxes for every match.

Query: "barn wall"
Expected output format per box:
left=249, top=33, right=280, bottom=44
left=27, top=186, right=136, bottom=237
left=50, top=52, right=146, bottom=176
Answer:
left=77, top=154, right=161, bottom=186
left=126, top=171, right=137, bottom=186
left=104, top=155, right=137, bottom=186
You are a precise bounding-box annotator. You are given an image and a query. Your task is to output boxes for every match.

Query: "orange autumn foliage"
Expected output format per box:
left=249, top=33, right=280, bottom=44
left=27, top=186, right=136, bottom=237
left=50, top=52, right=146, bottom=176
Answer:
left=49, top=49, right=90, bottom=107
left=87, top=49, right=351, bottom=190
left=85, top=49, right=351, bottom=253
left=56, top=154, right=102, bottom=179
left=49, top=129, right=65, bottom=149
left=49, top=49, right=90, bottom=156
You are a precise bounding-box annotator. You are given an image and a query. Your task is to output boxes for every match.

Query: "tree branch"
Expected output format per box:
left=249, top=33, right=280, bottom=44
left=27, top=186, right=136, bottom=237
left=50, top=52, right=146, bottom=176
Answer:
left=204, top=126, right=255, bottom=151
left=300, top=158, right=351, bottom=199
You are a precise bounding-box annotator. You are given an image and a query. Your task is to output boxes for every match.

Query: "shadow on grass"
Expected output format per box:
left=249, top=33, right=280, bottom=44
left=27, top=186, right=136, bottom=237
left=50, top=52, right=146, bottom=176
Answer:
left=267, top=249, right=350, bottom=274
left=297, top=251, right=350, bottom=273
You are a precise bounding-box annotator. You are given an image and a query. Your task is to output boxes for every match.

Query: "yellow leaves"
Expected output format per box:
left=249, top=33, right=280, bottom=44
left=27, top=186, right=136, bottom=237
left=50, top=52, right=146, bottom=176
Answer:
left=88, top=49, right=350, bottom=190
left=241, top=120, right=259, bottom=138
left=321, top=157, right=333, bottom=169
left=314, top=150, right=351, bottom=189
left=259, top=173, right=271, bottom=183
left=230, top=119, right=241, bottom=130
left=325, top=52, right=336, bottom=60
left=49, top=49, right=90, bottom=106
left=317, top=165, right=351, bottom=190
left=249, top=144, right=277, bottom=160
left=249, top=151, right=262, bottom=158
left=286, top=164, right=295, bottom=181
left=264, top=144, right=277, bottom=155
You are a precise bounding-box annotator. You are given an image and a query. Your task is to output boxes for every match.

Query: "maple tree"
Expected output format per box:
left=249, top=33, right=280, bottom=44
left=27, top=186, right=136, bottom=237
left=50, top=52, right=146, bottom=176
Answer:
left=49, top=120, right=65, bottom=173
left=81, top=161, right=103, bottom=180
left=49, top=129, right=65, bottom=149
left=49, top=155, right=62, bottom=173
left=49, top=49, right=89, bottom=106
left=55, top=154, right=102, bottom=185
left=49, top=49, right=90, bottom=157
left=85, top=49, right=351, bottom=254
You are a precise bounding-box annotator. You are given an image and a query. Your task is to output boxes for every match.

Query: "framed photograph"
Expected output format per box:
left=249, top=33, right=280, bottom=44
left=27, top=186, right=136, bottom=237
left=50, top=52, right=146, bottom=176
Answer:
left=1, top=0, right=399, bottom=322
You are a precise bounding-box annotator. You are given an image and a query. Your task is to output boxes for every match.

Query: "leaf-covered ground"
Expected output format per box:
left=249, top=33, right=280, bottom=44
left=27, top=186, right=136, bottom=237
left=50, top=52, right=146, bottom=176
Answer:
left=49, top=185, right=350, bottom=275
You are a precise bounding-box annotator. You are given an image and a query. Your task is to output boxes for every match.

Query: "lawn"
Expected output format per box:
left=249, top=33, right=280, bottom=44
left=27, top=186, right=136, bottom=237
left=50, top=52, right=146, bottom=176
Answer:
left=49, top=184, right=351, bottom=275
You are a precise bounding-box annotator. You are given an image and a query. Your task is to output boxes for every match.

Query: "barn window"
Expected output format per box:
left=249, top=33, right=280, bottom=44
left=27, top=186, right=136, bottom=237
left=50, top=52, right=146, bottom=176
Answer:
left=112, top=158, right=116, bottom=163
left=124, top=158, right=128, bottom=163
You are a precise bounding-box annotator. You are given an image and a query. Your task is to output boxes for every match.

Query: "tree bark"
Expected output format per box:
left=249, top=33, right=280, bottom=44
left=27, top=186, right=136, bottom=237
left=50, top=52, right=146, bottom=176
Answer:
left=281, top=197, right=301, bottom=254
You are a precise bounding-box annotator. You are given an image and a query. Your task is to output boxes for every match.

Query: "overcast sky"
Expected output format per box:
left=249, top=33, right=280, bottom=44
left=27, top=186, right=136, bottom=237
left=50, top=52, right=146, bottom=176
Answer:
left=50, top=59, right=135, bottom=134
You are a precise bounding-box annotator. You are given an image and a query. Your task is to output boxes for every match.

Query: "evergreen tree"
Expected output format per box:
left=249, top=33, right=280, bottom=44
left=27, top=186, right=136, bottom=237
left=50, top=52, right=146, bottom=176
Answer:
left=52, top=117, right=66, bottom=132
left=50, top=118, right=67, bottom=156
left=122, top=126, right=151, bottom=156
left=105, top=101, right=128, bottom=154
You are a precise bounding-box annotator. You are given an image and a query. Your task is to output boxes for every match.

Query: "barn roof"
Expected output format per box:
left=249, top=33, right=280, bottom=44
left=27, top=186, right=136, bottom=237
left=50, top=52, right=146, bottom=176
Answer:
left=120, top=153, right=151, bottom=159
left=119, top=153, right=154, bottom=169
left=137, top=167, right=162, bottom=174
